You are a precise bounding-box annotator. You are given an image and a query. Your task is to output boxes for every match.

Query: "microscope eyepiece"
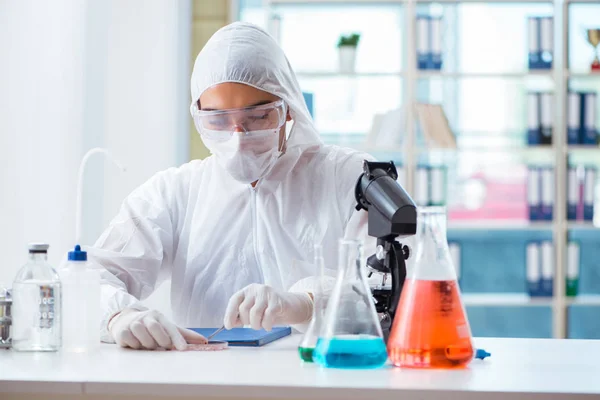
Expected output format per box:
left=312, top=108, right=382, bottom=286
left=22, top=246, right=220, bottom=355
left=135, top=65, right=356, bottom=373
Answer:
left=355, top=160, right=417, bottom=239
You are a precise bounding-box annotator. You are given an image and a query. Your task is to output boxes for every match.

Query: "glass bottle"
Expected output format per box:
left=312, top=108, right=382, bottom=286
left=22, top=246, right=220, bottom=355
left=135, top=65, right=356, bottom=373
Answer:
left=12, top=243, right=62, bottom=352
left=298, top=244, right=326, bottom=362
left=313, top=239, right=387, bottom=369
left=388, top=206, right=473, bottom=369
left=0, top=284, right=11, bottom=348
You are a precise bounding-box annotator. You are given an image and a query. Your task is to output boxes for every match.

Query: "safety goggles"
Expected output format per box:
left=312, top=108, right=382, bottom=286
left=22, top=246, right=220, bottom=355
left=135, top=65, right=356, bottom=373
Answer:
left=191, top=99, right=287, bottom=140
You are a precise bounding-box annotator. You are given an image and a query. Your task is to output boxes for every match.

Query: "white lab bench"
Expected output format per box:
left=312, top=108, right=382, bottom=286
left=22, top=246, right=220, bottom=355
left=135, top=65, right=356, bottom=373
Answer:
left=1, top=335, right=599, bottom=400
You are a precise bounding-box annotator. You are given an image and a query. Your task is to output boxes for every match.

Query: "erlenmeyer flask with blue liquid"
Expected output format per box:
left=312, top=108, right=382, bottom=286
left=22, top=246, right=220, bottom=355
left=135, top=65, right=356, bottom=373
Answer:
left=313, top=239, right=388, bottom=369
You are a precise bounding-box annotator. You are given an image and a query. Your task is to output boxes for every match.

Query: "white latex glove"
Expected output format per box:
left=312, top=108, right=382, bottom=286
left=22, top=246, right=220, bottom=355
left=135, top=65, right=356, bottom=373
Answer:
left=109, top=308, right=207, bottom=351
left=224, top=283, right=313, bottom=331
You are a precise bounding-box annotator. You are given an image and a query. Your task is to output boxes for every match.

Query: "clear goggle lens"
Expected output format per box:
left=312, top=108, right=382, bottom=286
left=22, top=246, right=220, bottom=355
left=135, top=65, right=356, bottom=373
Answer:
left=191, top=99, right=286, bottom=140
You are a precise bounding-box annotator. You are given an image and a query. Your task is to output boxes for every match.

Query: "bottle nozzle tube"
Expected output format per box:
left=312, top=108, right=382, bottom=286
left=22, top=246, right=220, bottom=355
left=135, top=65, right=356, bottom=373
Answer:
left=76, top=148, right=127, bottom=244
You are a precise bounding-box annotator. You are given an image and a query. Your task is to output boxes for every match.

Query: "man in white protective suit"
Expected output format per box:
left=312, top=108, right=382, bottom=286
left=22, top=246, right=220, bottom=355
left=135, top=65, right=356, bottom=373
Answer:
left=87, top=21, right=375, bottom=351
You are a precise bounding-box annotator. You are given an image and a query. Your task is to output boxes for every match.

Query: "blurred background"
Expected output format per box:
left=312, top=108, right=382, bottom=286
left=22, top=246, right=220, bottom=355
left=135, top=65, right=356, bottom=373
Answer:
left=1, top=0, right=599, bottom=340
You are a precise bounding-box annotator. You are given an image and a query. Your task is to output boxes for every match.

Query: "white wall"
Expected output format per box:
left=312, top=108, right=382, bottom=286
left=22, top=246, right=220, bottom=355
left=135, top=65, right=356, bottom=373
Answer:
left=0, top=0, right=191, bottom=318
left=0, top=0, right=87, bottom=284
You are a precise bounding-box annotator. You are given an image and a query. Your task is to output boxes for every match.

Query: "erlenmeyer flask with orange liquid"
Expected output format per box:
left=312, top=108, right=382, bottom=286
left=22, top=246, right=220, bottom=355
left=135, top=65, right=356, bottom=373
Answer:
left=388, top=206, right=474, bottom=369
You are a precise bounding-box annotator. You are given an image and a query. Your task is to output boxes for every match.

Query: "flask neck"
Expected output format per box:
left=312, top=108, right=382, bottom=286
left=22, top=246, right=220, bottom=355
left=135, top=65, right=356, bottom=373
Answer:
left=413, top=206, right=454, bottom=280
left=338, top=240, right=364, bottom=280
left=312, top=243, right=326, bottom=312
left=28, top=252, right=48, bottom=263
left=418, top=208, right=448, bottom=242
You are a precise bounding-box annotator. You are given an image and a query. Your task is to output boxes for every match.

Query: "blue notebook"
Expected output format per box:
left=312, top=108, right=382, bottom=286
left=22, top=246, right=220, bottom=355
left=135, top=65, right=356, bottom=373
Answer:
left=189, top=327, right=292, bottom=347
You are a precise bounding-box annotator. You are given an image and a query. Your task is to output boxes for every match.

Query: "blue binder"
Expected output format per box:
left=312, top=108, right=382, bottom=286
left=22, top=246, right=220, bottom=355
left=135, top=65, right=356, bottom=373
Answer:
left=189, top=327, right=292, bottom=347
left=581, top=92, right=598, bottom=145
left=302, top=92, right=314, bottom=118
left=416, top=16, right=430, bottom=70
left=527, top=17, right=541, bottom=70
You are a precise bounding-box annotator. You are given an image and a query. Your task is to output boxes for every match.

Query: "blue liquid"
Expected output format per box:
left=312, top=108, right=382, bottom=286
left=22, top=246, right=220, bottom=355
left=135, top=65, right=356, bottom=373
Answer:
left=313, top=335, right=388, bottom=369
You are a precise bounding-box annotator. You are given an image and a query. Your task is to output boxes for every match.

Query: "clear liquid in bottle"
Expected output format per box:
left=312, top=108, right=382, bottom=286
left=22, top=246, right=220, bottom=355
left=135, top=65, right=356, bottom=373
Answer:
left=11, top=244, right=61, bottom=352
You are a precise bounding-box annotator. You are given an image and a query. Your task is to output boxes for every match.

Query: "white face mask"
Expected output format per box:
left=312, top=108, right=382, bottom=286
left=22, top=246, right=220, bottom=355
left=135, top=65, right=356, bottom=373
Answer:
left=202, top=129, right=282, bottom=184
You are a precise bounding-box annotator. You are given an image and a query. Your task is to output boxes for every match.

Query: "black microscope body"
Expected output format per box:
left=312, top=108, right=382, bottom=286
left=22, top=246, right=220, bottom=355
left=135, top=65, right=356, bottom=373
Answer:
left=354, top=160, right=417, bottom=341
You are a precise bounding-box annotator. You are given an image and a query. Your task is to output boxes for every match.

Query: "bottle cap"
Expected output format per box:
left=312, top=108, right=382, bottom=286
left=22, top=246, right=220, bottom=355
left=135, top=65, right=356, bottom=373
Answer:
left=475, top=348, right=491, bottom=360
left=68, top=244, right=87, bottom=262
left=27, top=243, right=50, bottom=252
left=28, top=243, right=49, bottom=253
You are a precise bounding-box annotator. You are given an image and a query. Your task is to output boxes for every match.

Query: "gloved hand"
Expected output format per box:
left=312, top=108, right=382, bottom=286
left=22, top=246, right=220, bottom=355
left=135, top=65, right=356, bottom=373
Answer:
left=224, top=283, right=313, bottom=331
left=109, top=308, right=207, bottom=351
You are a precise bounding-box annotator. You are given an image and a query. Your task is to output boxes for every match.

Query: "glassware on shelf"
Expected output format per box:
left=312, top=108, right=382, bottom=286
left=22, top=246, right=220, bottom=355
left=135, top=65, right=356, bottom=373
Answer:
left=313, top=239, right=388, bottom=369
left=298, top=244, right=326, bottom=362
left=585, top=28, right=600, bottom=71
left=388, top=207, right=474, bottom=369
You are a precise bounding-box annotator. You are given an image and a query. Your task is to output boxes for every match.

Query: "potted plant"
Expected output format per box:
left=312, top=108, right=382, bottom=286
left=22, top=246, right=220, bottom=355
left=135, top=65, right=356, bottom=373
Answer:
left=337, top=33, right=360, bottom=74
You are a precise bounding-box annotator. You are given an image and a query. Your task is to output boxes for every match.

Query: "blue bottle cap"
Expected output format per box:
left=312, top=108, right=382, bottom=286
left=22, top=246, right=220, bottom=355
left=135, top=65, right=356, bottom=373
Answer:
left=68, top=244, right=87, bottom=261
left=475, top=348, right=491, bottom=360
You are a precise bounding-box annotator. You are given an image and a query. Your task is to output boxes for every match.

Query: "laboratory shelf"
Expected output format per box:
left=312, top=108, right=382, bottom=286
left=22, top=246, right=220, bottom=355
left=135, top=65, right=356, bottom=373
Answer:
left=417, top=0, right=553, bottom=3
left=565, top=145, right=600, bottom=153
left=257, top=0, right=599, bottom=341
left=298, top=71, right=556, bottom=80
left=568, top=221, right=599, bottom=230
left=360, top=145, right=405, bottom=153
left=296, top=71, right=403, bottom=78
left=269, top=0, right=589, bottom=4
left=566, top=295, right=600, bottom=306
left=418, top=145, right=555, bottom=155
left=269, top=0, right=555, bottom=3
left=364, top=144, right=556, bottom=156
left=448, top=221, right=553, bottom=231
left=567, top=72, right=600, bottom=79
left=566, top=0, right=600, bottom=4
left=416, top=71, right=555, bottom=79
left=268, top=0, right=404, bottom=4
left=462, top=293, right=553, bottom=307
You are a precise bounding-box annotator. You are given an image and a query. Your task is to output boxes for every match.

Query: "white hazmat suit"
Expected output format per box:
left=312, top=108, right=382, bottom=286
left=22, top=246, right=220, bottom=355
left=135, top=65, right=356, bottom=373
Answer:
left=88, top=22, right=374, bottom=344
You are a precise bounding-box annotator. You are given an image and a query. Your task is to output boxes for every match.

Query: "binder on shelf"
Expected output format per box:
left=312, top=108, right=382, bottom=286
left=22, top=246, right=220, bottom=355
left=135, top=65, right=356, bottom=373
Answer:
left=527, top=17, right=540, bottom=70
left=526, top=242, right=541, bottom=297
left=567, top=167, right=579, bottom=221
left=430, top=17, right=443, bottom=70
left=415, top=103, right=456, bottom=149
left=539, top=17, right=553, bottom=70
left=417, top=16, right=429, bottom=70
left=540, top=167, right=554, bottom=220
left=448, top=242, right=461, bottom=281
left=540, top=241, right=554, bottom=297
left=581, top=92, right=598, bottom=145
left=566, top=241, right=580, bottom=297
left=527, top=92, right=541, bottom=145
left=584, top=166, right=596, bottom=221
left=527, top=167, right=541, bottom=221
left=429, top=166, right=446, bottom=206
left=415, top=166, right=429, bottom=207
left=567, top=92, right=581, bottom=145
left=540, top=93, right=554, bottom=145
left=302, top=92, right=314, bottom=118
left=578, top=168, right=585, bottom=220
left=268, top=13, right=282, bottom=45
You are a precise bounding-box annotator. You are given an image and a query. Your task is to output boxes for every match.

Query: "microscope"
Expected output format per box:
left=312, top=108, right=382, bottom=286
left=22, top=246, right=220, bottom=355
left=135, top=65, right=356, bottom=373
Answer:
left=354, top=160, right=417, bottom=341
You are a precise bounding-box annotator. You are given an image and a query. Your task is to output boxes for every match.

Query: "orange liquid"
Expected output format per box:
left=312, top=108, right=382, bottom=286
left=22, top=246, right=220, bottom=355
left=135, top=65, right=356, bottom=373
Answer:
left=388, top=279, right=473, bottom=369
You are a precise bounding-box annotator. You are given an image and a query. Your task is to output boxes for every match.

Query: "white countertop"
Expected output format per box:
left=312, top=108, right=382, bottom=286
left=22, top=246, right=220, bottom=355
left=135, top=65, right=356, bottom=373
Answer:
left=2, top=335, right=600, bottom=400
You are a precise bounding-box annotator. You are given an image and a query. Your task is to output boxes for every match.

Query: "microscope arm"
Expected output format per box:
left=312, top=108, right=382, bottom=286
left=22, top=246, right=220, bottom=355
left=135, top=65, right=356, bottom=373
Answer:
left=386, top=241, right=407, bottom=319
